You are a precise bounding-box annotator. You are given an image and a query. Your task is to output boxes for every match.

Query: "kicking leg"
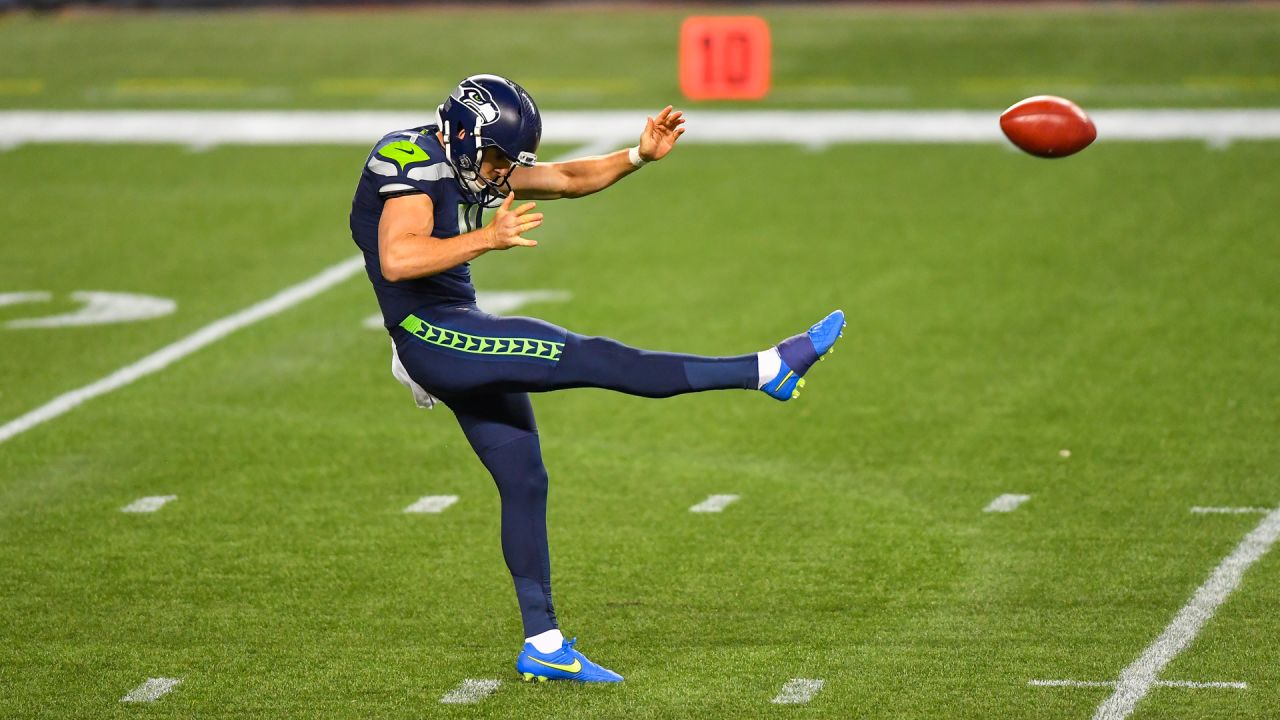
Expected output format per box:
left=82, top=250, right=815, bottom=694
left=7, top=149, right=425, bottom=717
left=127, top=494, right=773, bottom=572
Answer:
left=546, top=333, right=757, bottom=397
left=546, top=309, right=846, bottom=400
left=395, top=306, right=844, bottom=401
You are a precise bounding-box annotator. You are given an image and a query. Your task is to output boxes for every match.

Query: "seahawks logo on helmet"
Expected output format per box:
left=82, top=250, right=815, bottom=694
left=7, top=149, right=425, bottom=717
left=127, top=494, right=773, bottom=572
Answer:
left=455, top=82, right=500, bottom=126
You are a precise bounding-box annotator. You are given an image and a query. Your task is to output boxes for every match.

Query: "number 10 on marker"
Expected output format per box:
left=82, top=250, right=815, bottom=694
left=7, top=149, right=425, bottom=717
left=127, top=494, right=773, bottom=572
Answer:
left=679, top=16, right=771, bottom=101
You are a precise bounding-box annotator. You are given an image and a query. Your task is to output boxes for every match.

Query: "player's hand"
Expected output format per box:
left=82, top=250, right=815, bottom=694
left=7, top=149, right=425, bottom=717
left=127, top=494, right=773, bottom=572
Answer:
left=638, top=105, right=686, bottom=162
left=485, top=193, right=541, bottom=249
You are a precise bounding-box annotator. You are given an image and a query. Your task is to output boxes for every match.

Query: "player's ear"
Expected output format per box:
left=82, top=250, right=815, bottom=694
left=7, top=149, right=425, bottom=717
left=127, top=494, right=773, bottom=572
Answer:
left=456, top=127, right=467, bottom=141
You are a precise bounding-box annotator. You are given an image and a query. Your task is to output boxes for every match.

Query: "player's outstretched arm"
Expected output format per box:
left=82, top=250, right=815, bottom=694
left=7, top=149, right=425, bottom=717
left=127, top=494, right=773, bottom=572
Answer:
left=510, top=105, right=685, bottom=200
left=379, top=193, right=541, bottom=281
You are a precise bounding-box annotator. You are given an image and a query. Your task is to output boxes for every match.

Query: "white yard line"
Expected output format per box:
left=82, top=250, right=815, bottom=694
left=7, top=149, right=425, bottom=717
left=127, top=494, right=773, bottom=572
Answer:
left=0, top=256, right=364, bottom=445
left=772, top=678, right=825, bottom=705
left=403, top=495, right=459, bottom=514
left=565, top=137, right=627, bottom=158
left=1092, top=507, right=1280, bottom=720
left=439, top=678, right=500, bottom=704
left=689, top=494, right=740, bottom=513
left=983, top=494, right=1031, bottom=513
left=120, top=677, right=181, bottom=703
left=1031, top=679, right=1247, bottom=690
left=120, top=495, right=177, bottom=513
left=3, top=110, right=1280, bottom=149
left=1191, top=506, right=1271, bottom=515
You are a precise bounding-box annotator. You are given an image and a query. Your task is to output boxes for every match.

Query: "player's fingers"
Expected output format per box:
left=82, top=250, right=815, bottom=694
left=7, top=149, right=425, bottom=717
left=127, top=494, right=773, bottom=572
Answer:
left=499, top=192, right=515, bottom=212
left=513, top=201, right=537, bottom=216
left=655, top=105, right=670, bottom=123
left=513, top=236, right=538, bottom=247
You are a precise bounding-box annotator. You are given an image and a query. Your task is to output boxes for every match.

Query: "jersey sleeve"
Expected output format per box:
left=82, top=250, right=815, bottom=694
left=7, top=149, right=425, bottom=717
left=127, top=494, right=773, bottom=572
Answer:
left=364, top=138, right=456, bottom=202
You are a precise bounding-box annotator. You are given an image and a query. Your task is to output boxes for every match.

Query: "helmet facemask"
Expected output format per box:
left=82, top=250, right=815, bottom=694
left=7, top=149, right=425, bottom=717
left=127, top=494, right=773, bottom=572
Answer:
left=437, top=112, right=536, bottom=207
left=435, top=75, right=540, bottom=207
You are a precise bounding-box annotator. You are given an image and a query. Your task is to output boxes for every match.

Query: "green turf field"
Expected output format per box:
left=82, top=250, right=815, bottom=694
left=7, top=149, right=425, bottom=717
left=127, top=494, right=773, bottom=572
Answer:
left=2, top=5, right=1280, bottom=720
left=2, top=5, right=1279, bottom=109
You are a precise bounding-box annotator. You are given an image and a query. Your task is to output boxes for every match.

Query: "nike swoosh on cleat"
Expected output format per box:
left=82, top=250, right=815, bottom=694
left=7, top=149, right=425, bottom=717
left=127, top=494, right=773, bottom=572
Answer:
left=773, top=370, right=795, bottom=392
left=529, top=656, right=581, bottom=673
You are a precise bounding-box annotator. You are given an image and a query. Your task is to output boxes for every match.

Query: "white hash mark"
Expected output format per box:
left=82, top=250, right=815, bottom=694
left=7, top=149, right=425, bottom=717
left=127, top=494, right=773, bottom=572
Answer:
left=772, top=678, right=825, bottom=704
left=120, top=495, right=177, bottom=513
left=120, top=677, right=181, bottom=703
left=983, top=494, right=1031, bottom=513
left=403, top=495, right=459, bottom=514
left=689, top=494, right=740, bottom=513
left=439, top=678, right=500, bottom=704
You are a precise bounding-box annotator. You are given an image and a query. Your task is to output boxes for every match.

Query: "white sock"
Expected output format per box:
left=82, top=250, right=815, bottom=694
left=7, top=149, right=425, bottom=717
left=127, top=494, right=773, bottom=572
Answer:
left=756, top=348, right=781, bottom=389
left=526, top=628, right=565, bottom=654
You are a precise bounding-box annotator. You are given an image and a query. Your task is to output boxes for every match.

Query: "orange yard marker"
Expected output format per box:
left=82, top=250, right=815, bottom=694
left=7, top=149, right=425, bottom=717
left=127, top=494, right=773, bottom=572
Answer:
left=679, top=16, right=771, bottom=101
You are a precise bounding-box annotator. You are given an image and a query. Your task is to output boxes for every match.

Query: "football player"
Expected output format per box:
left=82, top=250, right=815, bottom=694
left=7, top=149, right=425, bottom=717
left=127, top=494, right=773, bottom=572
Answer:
left=349, top=74, right=844, bottom=683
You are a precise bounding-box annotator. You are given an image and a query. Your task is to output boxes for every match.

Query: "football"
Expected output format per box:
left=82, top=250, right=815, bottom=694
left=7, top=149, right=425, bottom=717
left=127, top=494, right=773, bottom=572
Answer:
left=999, top=95, right=1097, bottom=158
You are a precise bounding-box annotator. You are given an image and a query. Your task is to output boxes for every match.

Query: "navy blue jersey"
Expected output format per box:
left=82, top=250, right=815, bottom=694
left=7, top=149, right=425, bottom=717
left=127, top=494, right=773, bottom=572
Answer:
left=350, top=125, right=486, bottom=329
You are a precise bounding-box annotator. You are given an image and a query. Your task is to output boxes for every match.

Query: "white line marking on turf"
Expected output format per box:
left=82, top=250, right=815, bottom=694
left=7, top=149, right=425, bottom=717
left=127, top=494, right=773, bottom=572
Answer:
left=1092, top=507, right=1280, bottom=720
left=566, top=137, right=626, bottom=158
left=772, top=678, right=825, bottom=705
left=439, top=678, right=500, bottom=704
left=1030, top=679, right=1247, bottom=689
left=984, top=494, right=1031, bottom=513
left=1191, top=506, right=1271, bottom=515
left=5, top=291, right=175, bottom=329
left=4, top=110, right=1280, bottom=149
left=1031, top=679, right=1116, bottom=688
left=120, top=495, right=178, bottom=513
left=689, top=494, right=740, bottom=513
left=403, top=495, right=459, bottom=514
left=0, top=255, right=365, bottom=445
left=0, top=291, right=52, bottom=307
left=1158, top=680, right=1249, bottom=689
left=120, top=677, right=181, bottom=703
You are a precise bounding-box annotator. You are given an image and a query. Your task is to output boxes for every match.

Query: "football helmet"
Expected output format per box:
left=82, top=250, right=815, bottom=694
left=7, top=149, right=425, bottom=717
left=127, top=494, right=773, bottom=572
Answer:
left=435, top=74, right=541, bottom=205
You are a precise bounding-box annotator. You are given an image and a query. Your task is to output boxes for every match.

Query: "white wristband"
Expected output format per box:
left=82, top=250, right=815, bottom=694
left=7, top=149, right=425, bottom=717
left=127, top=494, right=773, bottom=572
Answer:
left=628, top=145, right=649, bottom=168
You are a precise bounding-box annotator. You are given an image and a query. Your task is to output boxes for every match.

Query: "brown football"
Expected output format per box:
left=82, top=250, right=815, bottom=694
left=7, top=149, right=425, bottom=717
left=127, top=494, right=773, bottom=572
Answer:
left=999, top=95, right=1096, bottom=158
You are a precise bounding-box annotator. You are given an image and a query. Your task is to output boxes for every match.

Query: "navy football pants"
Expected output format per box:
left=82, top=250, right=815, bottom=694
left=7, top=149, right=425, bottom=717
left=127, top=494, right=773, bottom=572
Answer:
left=393, top=305, right=757, bottom=636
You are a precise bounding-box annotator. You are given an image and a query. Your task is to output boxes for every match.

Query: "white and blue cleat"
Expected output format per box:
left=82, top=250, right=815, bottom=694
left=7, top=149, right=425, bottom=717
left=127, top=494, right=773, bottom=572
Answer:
left=761, top=309, right=845, bottom=401
left=515, top=637, right=623, bottom=683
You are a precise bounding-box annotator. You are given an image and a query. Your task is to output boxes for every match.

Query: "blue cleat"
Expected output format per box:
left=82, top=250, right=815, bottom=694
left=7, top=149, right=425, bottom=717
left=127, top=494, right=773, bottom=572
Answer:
left=515, top=637, right=623, bottom=683
left=761, top=309, right=846, bottom=401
